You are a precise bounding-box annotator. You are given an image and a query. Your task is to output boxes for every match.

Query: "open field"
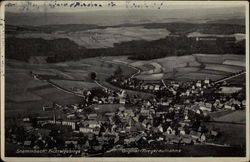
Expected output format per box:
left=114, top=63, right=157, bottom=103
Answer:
left=176, top=72, right=224, bottom=81
left=49, top=79, right=98, bottom=91
left=206, top=123, right=245, bottom=146
left=5, top=53, right=245, bottom=116
left=206, top=110, right=246, bottom=146
left=194, top=54, right=245, bottom=64
left=136, top=73, right=164, bottom=80
left=212, top=110, right=246, bottom=124
left=225, top=74, right=246, bottom=85
left=110, top=54, right=245, bottom=82
left=5, top=57, right=137, bottom=116
left=91, top=104, right=123, bottom=114
left=187, top=32, right=245, bottom=42
left=204, top=64, right=244, bottom=73
left=223, top=60, right=245, bottom=67
left=14, top=26, right=170, bottom=48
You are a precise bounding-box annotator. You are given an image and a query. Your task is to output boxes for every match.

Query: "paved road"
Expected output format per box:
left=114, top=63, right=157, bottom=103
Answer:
left=102, top=59, right=141, bottom=79
left=214, top=70, right=246, bottom=84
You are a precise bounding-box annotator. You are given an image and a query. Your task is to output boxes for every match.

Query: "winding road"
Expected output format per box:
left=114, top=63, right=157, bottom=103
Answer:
left=213, top=70, right=246, bottom=84
left=32, top=57, right=143, bottom=98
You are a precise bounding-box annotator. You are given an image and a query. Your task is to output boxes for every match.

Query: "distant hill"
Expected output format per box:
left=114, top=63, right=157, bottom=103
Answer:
left=6, top=21, right=245, bottom=35
left=5, top=6, right=245, bottom=26
left=6, top=34, right=245, bottom=63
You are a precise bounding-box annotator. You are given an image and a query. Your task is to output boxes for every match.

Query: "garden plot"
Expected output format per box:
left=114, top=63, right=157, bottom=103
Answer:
left=223, top=60, right=245, bottom=67
left=212, top=110, right=245, bottom=123
left=176, top=72, right=224, bottom=81
left=187, top=32, right=245, bottom=42
left=156, top=55, right=201, bottom=73
left=194, top=54, right=245, bottom=64
left=205, top=64, right=244, bottom=73
left=50, top=79, right=98, bottom=90
left=135, top=73, right=164, bottom=80
left=16, top=27, right=170, bottom=48
left=198, top=69, right=231, bottom=75
left=174, top=67, right=201, bottom=75
left=5, top=69, right=49, bottom=95
left=65, top=27, right=171, bottom=48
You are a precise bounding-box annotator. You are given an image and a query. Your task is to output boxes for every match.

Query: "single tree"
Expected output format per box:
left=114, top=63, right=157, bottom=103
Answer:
left=114, top=66, right=122, bottom=76
left=89, top=72, right=97, bottom=80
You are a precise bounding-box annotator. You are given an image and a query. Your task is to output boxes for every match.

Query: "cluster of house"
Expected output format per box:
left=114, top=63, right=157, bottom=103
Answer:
left=109, top=77, right=164, bottom=92
left=42, top=88, right=128, bottom=113
left=6, top=96, right=224, bottom=155
left=109, top=76, right=246, bottom=111
left=6, top=73, right=245, bottom=155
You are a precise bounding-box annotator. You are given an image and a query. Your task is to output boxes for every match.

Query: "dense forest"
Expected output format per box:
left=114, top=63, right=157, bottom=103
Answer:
left=5, top=22, right=246, bottom=62
left=6, top=22, right=245, bottom=35
left=6, top=36, right=245, bottom=63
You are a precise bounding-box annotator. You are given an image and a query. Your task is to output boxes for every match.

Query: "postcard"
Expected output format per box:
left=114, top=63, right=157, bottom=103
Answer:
left=0, top=1, right=249, bottom=162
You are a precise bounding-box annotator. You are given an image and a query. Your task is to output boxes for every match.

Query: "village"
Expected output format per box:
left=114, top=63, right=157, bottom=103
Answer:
left=5, top=66, right=246, bottom=157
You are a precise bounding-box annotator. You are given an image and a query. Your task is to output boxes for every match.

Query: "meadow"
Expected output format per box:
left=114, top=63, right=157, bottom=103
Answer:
left=211, top=110, right=246, bottom=124
left=5, top=57, right=137, bottom=116
left=13, top=26, right=171, bottom=48
left=5, top=53, right=245, bottom=117
left=106, top=54, right=245, bottom=82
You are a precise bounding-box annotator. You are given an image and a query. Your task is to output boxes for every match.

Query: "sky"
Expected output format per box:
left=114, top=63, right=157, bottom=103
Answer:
left=4, top=1, right=246, bottom=13
left=4, top=1, right=246, bottom=26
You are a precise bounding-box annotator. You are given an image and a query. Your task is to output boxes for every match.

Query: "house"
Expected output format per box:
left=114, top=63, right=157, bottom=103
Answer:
left=196, top=81, right=202, bottom=88
left=67, top=114, right=75, bottom=119
left=170, top=137, right=181, bottom=144
left=42, top=105, right=53, bottom=111
left=144, top=85, right=149, bottom=90
left=211, top=130, right=218, bottom=137
left=205, top=103, right=212, bottom=109
left=124, top=109, right=134, bottom=117
left=140, top=109, right=150, bottom=116
left=172, top=83, right=180, bottom=88
left=224, top=102, right=232, bottom=109
left=132, top=116, right=139, bottom=123
left=181, top=138, right=193, bottom=145
left=178, top=127, right=186, bottom=135
left=144, top=100, right=152, bottom=107
left=118, top=90, right=126, bottom=98
left=108, top=96, right=115, bottom=103
left=166, top=126, right=173, bottom=134
left=92, top=96, right=99, bottom=103
left=85, top=121, right=101, bottom=128
left=23, top=117, right=30, bottom=122
left=62, top=120, right=77, bottom=130
left=35, top=128, right=51, bottom=137
left=65, top=141, right=78, bottom=148
left=124, top=138, right=136, bottom=145
left=119, top=98, right=126, bottom=104
left=158, top=124, right=164, bottom=133
left=204, top=79, right=210, bottom=84
left=161, top=101, right=170, bottom=106
left=87, top=113, right=98, bottom=120
left=92, top=127, right=101, bottom=135
left=200, top=133, right=206, bottom=142
left=199, top=106, right=211, bottom=112
left=149, top=85, right=154, bottom=91
left=23, top=140, right=32, bottom=147
left=105, top=112, right=115, bottom=117
left=190, top=131, right=201, bottom=140
left=118, top=106, right=126, bottom=112
left=154, top=85, right=160, bottom=91
left=79, top=127, right=93, bottom=133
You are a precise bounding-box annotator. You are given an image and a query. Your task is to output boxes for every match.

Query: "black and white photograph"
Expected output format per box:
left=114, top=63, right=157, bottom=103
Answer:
left=0, top=1, right=249, bottom=161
